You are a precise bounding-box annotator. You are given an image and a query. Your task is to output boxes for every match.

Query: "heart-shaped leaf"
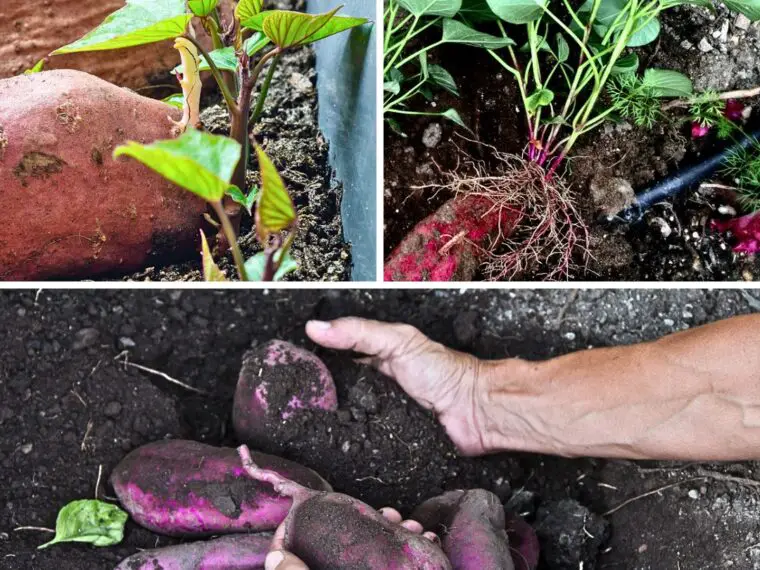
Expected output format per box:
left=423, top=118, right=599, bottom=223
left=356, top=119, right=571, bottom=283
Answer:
left=200, top=230, right=227, bottom=281
left=226, top=184, right=259, bottom=216
left=38, top=500, right=127, bottom=549
left=255, top=146, right=297, bottom=242
left=429, top=64, right=459, bottom=96
left=52, top=0, right=191, bottom=54
left=243, top=10, right=368, bottom=46
left=642, top=69, right=693, bottom=98
left=244, top=249, right=298, bottom=281
left=398, top=0, right=463, bottom=17
left=114, top=128, right=241, bottom=203
left=188, top=0, right=219, bottom=17
left=526, top=88, right=554, bottom=113
left=236, top=0, right=264, bottom=23
left=627, top=16, right=660, bottom=46
left=441, top=19, right=515, bottom=48
left=485, top=0, right=548, bottom=24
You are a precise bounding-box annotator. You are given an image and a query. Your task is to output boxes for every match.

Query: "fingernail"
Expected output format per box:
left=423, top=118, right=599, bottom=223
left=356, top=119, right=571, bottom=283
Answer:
left=265, top=551, right=285, bottom=570
left=308, top=320, right=332, bottom=330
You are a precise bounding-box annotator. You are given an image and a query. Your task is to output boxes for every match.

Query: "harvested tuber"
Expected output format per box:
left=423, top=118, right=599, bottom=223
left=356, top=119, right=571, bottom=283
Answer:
left=233, top=340, right=338, bottom=449
left=114, top=534, right=270, bottom=570
left=111, top=440, right=331, bottom=537
left=238, top=445, right=452, bottom=570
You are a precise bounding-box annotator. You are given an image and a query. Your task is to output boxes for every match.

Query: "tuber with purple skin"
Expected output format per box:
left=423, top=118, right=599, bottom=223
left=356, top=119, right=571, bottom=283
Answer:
left=114, top=534, right=270, bottom=570
left=711, top=211, right=760, bottom=254
left=111, top=440, right=331, bottom=537
left=233, top=340, right=338, bottom=449
left=237, top=445, right=452, bottom=570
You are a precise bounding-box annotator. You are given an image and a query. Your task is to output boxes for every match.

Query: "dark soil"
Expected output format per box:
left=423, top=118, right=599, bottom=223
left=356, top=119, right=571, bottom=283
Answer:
left=2, top=289, right=760, bottom=570
left=384, top=5, right=760, bottom=281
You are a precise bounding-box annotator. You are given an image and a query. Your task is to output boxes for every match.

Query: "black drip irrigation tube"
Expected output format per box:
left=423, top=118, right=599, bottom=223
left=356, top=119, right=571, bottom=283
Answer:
left=609, top=130, right=760, bottom=225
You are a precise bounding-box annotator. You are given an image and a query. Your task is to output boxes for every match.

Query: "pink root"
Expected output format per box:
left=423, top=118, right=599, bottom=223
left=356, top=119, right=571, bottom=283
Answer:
left=237, top=445, right=312, bottom=500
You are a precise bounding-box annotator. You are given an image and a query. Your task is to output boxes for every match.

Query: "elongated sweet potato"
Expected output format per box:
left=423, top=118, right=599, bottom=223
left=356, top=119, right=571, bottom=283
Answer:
left=412, top=489, right=516, bottom=570
left=0, top=69, right=207, bottom=280
left=238, top=445, right=452, bottom=570
left=233, top=340, right=338, bottom=449
left=111, top=440, right=331, bottom=537
left=114, top=534, right=270, bottom=570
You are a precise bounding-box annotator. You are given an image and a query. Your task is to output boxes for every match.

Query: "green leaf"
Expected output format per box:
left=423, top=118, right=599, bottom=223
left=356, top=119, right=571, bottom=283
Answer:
left=384, top=80, right=401, bottom=95
left=174, top=36, right=269, bottom=75
left=441, top=19, right=515, bottom=48
left=244, top=250, right=298, bottom=281
left=255, top=146, right=297, bottom=241
left=459, top=0, right=501, bottom=22
left=24, top=59, right=45, bottom=75
left=200, top=230, right=228, bottom=281
left=610, top=52, right=639, bottom=75
left=188, top=0, right=219, bottom=17
left=226, top=184, right=258, bottom=216
left=525, top=88, right=554, bottom=114
left=485, top=0, right=548, bottom=24
left=627, top=16, right=660, bottom=46
left=236, top=0, right=264, bottom=23
left=162, top=93, right=185, bottom=108
left=38, top=500, right=127, bottom=549
left=556, top=33, right=569, bottom=63
left=724, top=0, right=760, bottom=20
left=244, top=11, right=368, bottom=45
left=642, top=69, right=693, bottom=98
left=429, top=64, right=459, bottom=96
left=661, top=0, right=713, bottom=7
left=442, top=108, right=467, bottom=128
left=52, top=0, right=192, bottom=54
left=397, top=0, right=463, bottom=17
left=114, top=128, right=241, bottom=203
left=258, top=8, right=336, bottom=48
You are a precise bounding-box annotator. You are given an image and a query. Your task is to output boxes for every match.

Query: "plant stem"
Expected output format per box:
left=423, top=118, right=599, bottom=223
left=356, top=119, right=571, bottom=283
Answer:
left=662, top=86, right=760, bottom=110
left=250, top=53, right=282, bottom=125
left=211, top=201, right=248, bottom=280
left=184, top=34, right=237, bottom=114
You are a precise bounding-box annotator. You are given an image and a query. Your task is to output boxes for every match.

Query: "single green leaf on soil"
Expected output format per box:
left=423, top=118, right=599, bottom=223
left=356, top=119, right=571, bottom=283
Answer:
left=442, top=108, right=467, bottom=128
left=200, top=230, right=228, bottom=281
left=627, top=16, right=660, bottom=46
left=441, top=19, right=515, bottom=48
left=526, top=88, right=554, bottom=114
left=52, top=0, right=192, bottom=54
left=244, top=249, right=298, bottom=281
left=226, top=184, right=259, bottom=215
left=38, top=500, right=127, bottom=549
left=188, top=0, right=219, bottom=17
left=162, top=93, right=185, bottom=108
left=114, top=128, right=241, bottom=203
left=642, top=68, right=693, bottom=97
left=255, top=146, right=297, bottom=242
left=244, top=11, right=367, bottom=46
left=398, top=0, right=462, bottom=17
left=236, top=0, right=264, bottom=23
left=429, top=64, right=459, bottom=96
left=724, top=0, right=760, bottom=20
left=24, top=59, right=45, bottom=74
left=485, top=0, right=548, bottom=24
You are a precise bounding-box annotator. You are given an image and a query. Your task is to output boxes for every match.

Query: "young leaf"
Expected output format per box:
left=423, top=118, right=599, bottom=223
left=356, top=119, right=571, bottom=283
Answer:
left=226, top=185, right=259, bottom=215
left=627, top=16, right=660, bottom=47
left=525, top=88, right=554, bottom=114
left=441, top=19, right=515, bottom=48
left=255, top=146, right=297, bottom=242
left=610, top=52, right=639, bottom=75
left=429, top=64, right=460, bottom=96
left=38, top=500, right=127, bottom=549
left=114, top=128, right=241, bottom=203
left=188, top=0, right=219, bottom=17
left=200, top=230, right=227, bottom=281
left=162, top=93, right=185, bottom=108
left=442, top=108, right=467, bottom=128
left=384, top=80, right=402, bottom=95
left=258, top=8, right=340, bottom=48
left=485, top=0, right=548, bottom=24
left=556, top=34, right=569, bottom=63
left=236, top=0, right=264, bottom=23
left=244, top=11, right=367, bottom=45
left=642, top=69, right=693, bottom=98
left=244, top=250, right=298, bottom=281
left=176, top=33, right=272, bottom=73
left=724, top=0, right=760, bottom=20
left=398, top=0, right=463, bottom=17
left=24, top=59, right=45, bottom=74
left=52, top=0, right=192, bottom=54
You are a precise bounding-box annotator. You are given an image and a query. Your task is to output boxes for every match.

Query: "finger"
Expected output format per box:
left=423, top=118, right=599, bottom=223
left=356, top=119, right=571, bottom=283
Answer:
left=423, top=531, right=441, bottom=545
left=379, top=507, right=402, bottom=523
left=265, top=550, right=309, bottom=570
left=400, top=519, right=424, bottom=534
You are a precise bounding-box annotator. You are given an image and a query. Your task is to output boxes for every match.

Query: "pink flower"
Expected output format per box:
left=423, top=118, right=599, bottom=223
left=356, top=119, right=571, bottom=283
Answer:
left=711, top=211, right=760, bottom=254
left=691, top=122, right=710, bottom=138
left=723, top=99, right=745, bottom=122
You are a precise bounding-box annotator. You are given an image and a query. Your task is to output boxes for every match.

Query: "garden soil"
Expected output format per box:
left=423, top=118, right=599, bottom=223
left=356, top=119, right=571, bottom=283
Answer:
left=2, top=289, right=760, bottom=569
left=384, top=4, right=760, bottom=281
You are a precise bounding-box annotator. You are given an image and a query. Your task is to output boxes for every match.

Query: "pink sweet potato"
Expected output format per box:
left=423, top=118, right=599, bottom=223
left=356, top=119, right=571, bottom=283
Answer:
left=711, top=211, right=760, bottom=254
left=110, top=440, right=331, bottom=537
left=233, top=340, right=338, bottom=449
left=411, top=489, right=524, bottom=570
left=114, top=534, right=270, bottom=570
left=238, top=445, right=452, bottom=570
left=384, top=196, right=514, bottom=282
left=0, top=69, right=207, bottom=280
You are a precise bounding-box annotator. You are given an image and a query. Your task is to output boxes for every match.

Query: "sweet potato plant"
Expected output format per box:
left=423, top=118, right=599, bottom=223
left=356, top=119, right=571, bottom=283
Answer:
left=50, top=0, right=367, bottom=281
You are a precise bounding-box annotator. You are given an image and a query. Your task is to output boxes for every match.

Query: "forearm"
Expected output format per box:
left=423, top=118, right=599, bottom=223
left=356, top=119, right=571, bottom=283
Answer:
left=479, top=315, right=760, bottom=460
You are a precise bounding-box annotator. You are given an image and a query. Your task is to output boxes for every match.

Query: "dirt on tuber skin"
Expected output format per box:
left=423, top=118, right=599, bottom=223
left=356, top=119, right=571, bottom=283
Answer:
left=238, top=445, right=452, bottom=570
left=110, top=440, right=331, bottom=537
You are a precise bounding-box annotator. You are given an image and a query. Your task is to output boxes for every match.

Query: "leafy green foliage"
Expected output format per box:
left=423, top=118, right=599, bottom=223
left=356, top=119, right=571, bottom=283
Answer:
left=255, top=146, right=297, bottom=242
left=723, top=144, right=760, bottom=211
left=642, top=69, right=693, bottom=98
left=174, top=34, right=270, bottom=74
left=398, top=0, right=463, bottom=17
left=608, top=73, right=662, bottom=128
left=226, top=185, right=259, bottom=216
left=24, top=59, right=45, bottom=74
left=486, top=0, right=548, bottom=24
left=441, top=18, right=514, bottom=47
left=236, top=0, right=264, bottom=23
left=243, top=10, right=368, bottom=47
left=526, top=88, right=554, bottom=114
left=188, top=0, right=219, bottom=17
left=38, top=500, right=127, bottom=549
left=723, top=0, right=760, bottom=20
left=52, top=0, right=192, bottom=54
left=114, top=128, right=241, bottom=203
left=162, top=93, right=185, bottom=108
left=244, top=250, right=298, bottom=281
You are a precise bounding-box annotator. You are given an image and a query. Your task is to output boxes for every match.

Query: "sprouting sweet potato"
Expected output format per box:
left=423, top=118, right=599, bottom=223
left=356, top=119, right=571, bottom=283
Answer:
left=111, top=440, right=331, bottom=537
left=233, top=340, right=338, bottom=449
left=114, top=534, right=270, bottom=570
left=0, top=69, right=207, bottom=280
left=238, top=445, right=452, bottom=570
left=384, top=196, right=514, bottom=282
left=411, top=489, right=516, bottom=570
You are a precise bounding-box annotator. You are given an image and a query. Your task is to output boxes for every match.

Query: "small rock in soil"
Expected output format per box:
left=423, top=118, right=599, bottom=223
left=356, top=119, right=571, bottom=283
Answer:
left=699, top=37, right=714, bottom=52
left=589, top=176, right=635, bottom=218
left=422, top=123, right=443, bottom=148
left=72, top=328, right=99, bottom=350
left=535, top=499, right=609, bottom=570
left=735, top=13, right=751, bottom=30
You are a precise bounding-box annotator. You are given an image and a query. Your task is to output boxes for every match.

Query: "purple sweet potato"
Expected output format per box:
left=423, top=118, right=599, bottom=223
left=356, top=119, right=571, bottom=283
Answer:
left=114, top=534, right=270, bottom=570
left=238, top=445, right=452, bottom=570
left=411, top=489, right=516, bottom=570
left=233, top=340, right=338, bottom=448
left=111, top=440, right=331, bottom=537
left=505, top=513, right=540, bottom=570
